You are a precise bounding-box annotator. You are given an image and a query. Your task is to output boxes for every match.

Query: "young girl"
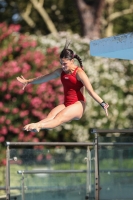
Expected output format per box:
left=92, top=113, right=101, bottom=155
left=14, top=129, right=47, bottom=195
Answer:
left=17, top=42, right=109, bottom=132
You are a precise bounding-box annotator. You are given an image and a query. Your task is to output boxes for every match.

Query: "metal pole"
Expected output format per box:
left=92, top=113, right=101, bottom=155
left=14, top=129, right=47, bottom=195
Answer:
left=94, top=133, right=99, bottom=200
left=6, top=145, right=10, bottom=200
left=85, top=146, right=91, bottom=199
left=21, top=173, right=25, bottom=200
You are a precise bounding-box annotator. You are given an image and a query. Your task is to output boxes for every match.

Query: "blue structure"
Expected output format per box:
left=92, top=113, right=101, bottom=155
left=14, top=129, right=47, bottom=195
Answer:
left=90, top=32, right=133, bottom=60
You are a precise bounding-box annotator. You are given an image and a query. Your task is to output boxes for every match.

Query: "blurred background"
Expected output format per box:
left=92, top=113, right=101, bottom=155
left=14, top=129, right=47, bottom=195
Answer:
left=0, top=0, right=133, bottom=191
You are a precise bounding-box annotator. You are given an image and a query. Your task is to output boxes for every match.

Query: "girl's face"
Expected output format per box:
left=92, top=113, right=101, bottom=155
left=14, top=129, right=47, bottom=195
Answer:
left=60, top=58, right=73, bottom=72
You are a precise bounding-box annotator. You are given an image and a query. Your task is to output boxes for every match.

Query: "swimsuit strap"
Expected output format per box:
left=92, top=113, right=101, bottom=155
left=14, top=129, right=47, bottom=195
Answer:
left=73, top=67, right=79, bottom=76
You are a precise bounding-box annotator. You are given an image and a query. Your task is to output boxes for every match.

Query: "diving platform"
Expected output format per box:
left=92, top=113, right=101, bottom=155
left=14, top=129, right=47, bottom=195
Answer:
left=90, top=32, right=133, bottom=60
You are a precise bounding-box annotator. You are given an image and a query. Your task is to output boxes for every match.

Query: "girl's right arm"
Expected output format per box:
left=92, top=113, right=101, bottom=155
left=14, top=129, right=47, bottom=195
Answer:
left=17, top=68, right=62, bottom=90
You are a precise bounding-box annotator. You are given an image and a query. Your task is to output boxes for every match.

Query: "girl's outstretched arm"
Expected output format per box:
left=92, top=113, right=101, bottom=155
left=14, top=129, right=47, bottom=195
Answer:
left=77, top=69, right=109, bottom=116
left=17, top=68, right=62, bottom=90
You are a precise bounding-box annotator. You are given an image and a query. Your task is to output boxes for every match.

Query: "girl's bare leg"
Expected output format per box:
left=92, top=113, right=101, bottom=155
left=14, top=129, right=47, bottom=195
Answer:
left=23, top=104, right=65, bottom=132
left=39, top=104, right=65, bottom=123
left=24, top=101, right=86, bottom=132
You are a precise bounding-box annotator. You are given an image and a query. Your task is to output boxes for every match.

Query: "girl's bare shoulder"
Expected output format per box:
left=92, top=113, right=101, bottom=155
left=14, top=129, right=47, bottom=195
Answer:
left=77, top=67, right=85, bottom=74
left=76, top=67, right=86, bottom=80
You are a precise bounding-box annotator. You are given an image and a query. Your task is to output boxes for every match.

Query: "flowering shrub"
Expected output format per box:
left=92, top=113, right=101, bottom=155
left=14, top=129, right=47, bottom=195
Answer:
left=0, top=23, right=64, bottom=163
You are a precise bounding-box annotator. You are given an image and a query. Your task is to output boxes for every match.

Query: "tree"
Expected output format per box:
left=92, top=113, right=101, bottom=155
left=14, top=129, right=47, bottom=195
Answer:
left=28, top=0, right=57, bottom=34
left=103, top=0, right=133, bottom=37
left=1, top=0, right=133, bottom=39
left=75, top=0, right=105, bottom=39
left=0, top=0, right=79, bottom=35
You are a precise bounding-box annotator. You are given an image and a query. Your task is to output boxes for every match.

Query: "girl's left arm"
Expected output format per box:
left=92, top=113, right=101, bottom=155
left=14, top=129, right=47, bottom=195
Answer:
left=77, top=69, right=109, bottom=115
left=77, top=70, right=103, bottom=103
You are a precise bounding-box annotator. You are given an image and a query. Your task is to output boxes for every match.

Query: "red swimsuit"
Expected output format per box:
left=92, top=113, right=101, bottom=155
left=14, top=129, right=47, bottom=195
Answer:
left=61, top=67, right=85, bottom=107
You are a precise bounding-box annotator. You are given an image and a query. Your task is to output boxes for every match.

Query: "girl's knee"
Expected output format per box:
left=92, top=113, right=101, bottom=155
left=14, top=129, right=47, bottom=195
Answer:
left=74, top=117, right=80, bottom=120
left=74, top=115, right=82, bottom=120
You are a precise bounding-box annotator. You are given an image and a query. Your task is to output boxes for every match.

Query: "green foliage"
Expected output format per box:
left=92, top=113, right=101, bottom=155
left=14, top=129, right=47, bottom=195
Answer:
left=113, top=0, right=133, bottom=34
left=1, top=0, right=133, bottom=37
left=86, top=57, right=133, bottom=130
left=44, top=0, right=80, bottom=34
left=0, top=0, right=80, bottom=35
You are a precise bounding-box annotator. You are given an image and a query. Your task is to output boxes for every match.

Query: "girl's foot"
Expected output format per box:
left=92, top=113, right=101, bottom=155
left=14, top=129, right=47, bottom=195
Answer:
left=23, top=123, right=41, bottom=132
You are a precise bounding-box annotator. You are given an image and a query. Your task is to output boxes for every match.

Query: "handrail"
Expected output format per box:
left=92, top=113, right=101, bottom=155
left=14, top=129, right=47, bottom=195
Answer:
left=98, top=142, right=133, bottom=146
left=6, top=142, right=94, bottom=146
left=90, top=128, right=133, bottom=134
left=17, top=169, right=87, bottom=174
left=0, top=185, right=86, bottom=191
left=5, top=141, right=133, bottom=147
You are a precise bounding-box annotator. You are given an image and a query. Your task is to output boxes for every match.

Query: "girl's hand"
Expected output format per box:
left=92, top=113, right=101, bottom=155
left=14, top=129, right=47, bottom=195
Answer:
left=16, top=75, right=29, bottom=90
left=104, top=103, right=109, bottom=117
left=100, top=102, right=109, bottom=117
left=23, top=123, right=41, bottom=132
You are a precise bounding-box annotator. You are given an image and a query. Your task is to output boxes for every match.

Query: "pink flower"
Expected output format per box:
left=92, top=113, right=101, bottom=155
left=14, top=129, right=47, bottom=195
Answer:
left=52, top=60, right=60, bottom=67
left=31, top=97, right=43, bottom=109
left=30, top=41, right=37, bottom=47
left=0, top=136, right=5, bottom=142
left=9, top=125, right=14, bottom=132
left=0, top=102, right=4, bottom=108
left=1, top=159, right=6, bottom=166
left=12, top=108, right=19, bottom=114
left=1, top=50, right=7, bottom=57
left=0, top=116, right=6, bottom=123
left=23, top=118, right=30, bottom=125
left=9, top=24, right=21, bottom=32
left=12, top=127, right=19, bottom=134
left=15, top=47, right=20, bottom=52
left=34, top=58, right=41, bottom=65
left=31, top=110, right=44, bottom=119
left=1, top=82, right=7, bottom=91
left=0, top=22, right=6, bottom=28
left=46, top=153, right=52, bottom=160
left=26, top=85, right=33, bottom=93
left=21, top=42, right=30, bottom=48
left=47, top=48, right=54, bottom=53
left=10, top=61, right=20, bottom=73
left=7, top=46, right=13, bottom=54
left=4, top=108, right=9, bottom=113
left=6, top=119, right=11, bottom=125
left=36, top=154, right=43, bottom=161
left=18, top=132, right=24, bottom=141
left=4, top=94, right=11, bottom=100
left=32, top=138, right=39, bottom=142
left=22, top=62, right=31, bottom=73
left=21, top=103, right=26, bottom=109
left=1, top=126, right=8, bottom=135
left=19, top=110, right=29, bottom=117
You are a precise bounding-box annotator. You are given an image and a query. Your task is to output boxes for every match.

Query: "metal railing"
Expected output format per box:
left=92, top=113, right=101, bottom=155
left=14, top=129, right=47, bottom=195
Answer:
left=90, top=128, right=133, bottom=200
left=2, top=128, right=133, bottom=200
left=5, top=141, right=94, bottom=200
